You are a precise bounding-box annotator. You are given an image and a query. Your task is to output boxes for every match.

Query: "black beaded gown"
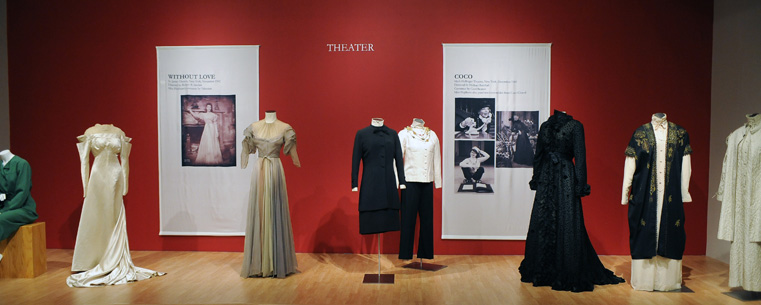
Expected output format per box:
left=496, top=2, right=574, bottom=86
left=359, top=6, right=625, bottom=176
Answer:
left=519, top=110, right=624, bottom=292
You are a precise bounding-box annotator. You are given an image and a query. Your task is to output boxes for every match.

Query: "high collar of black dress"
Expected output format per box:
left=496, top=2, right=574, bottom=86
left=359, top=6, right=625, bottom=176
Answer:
left=371, top=125, right=392, bottom=135
left=551, top=110, right=572, bottom=123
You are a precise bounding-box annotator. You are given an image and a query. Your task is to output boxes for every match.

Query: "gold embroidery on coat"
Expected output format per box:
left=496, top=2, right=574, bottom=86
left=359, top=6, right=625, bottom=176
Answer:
left=634, top=129, right=649, bottom=152
left=664, top=123, right=682, bottom=188
left=645, top=124, right=658, bottom=200
left=625, top=146, right=636, bottom=157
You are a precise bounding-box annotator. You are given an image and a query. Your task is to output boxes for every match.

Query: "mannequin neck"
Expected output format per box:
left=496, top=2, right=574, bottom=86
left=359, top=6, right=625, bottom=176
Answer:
left=747, top=113, right=761, bottom=132
left=264, top=111, right=277, bottom=123
left=371, top=118, right=384, bottom=127
left=411, top=118, right=425, bottom=128
left=651, top=113, right=668, bottom=127
left=0, top=150, right=14, bottom=164
left=85, top=123, right=124, bottom=136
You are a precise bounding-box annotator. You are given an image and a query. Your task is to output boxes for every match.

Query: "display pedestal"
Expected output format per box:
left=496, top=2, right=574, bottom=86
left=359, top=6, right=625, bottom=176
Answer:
left=0, top=222, right=47, bottom=278
left=363, top=233, right=394, bottom=284
left=402, top=258, right=446, bottom=271
left=363, top=273, right=394, bottom=284
left=723, top=289, right=761, bottom=301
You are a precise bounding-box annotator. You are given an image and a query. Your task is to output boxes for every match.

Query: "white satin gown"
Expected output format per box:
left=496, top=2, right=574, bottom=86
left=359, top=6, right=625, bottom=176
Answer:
left=68, top=125, right=164, bottom=287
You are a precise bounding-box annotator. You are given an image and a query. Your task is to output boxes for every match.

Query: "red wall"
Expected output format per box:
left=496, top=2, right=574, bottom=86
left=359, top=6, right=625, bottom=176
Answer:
left=6, top=0, right=712, bottom=255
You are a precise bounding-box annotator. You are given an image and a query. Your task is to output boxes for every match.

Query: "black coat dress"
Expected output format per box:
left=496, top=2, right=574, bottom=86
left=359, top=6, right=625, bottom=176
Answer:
left=519, top=110, right=624, bottom=292
left=351, top=125, right=406, bottom=234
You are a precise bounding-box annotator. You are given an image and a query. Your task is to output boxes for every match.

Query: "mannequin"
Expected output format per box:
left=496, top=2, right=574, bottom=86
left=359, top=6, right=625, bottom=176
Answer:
left=519, top=109, right=624, bottom=292
left=351, top=117, right=407, bottom=283
left=68, top=124, right=164, bottom=287
left=397, top=118, right=442, bottom=266
left=72, top=124, right=129, bottom=271
left=351, top=117, right=406, bottom=234
left=0, top=149, right=39, bottom=262
left=240, top=112, right=300, bottom=278
left=0, top=150, right=14, bottom=202
left=0, top=150, right=14, bottom=166
left=621, top=113, right=692, bottom=291
left=0, top=150, right=12, bottom=202
left=264, top=110, right=277, bottom=123
left=352, top=118, right=405, bottom=191
left=717, top=112, right=761, bottom=292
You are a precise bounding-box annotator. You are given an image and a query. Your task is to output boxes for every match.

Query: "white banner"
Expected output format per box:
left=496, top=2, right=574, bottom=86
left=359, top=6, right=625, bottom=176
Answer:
left=157, top=46, right=259, bottom=235
left=442, top=44, right=550, bottom=240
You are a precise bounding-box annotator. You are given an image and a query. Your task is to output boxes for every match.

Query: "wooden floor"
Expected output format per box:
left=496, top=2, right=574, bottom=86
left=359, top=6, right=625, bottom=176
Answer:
left=0, top=249, right=756, bottom=305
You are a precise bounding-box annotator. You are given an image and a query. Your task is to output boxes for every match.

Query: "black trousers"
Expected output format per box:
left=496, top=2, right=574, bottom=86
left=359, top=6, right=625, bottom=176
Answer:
left=461, top=167, right=484, bottom=181
left=399, top=182, right=434, bottom=259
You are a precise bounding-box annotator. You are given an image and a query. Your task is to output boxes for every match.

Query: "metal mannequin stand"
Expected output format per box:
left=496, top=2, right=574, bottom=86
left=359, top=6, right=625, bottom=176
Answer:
left=363, top=234, right=394, bottom=284
left=402, top=258, right=446, bottom=271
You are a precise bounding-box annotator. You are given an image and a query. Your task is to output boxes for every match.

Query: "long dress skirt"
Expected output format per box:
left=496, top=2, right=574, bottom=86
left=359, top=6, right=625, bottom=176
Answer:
left=519, top=155, right=623, bottom=292
left=240, top=156, right=298, bottom=278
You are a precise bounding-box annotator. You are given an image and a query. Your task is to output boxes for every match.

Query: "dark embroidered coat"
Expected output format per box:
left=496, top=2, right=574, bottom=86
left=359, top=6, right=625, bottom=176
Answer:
left=625, top=122, right=692, bottom=260
left=351, top=125, right=406, bottom=212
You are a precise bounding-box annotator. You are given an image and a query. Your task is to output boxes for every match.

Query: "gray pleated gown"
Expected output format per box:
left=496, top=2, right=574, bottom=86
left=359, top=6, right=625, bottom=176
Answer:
left=240, top=119, right=300, bottom=278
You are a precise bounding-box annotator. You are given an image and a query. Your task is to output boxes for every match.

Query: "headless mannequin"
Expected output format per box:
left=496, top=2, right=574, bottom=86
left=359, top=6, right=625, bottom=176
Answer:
left=408, top=118, right=440, bottom=189
left=411, top=118, right=425, bottom=129
left=85, top=123, right=126, bottom=136
left=352, top=117, right=405, bottom=283
left=621, top=113, right=692, bottom=291
left=264, top=111, right=277, bottom=123
left=0, top=148, right=39, bottom=262
left=0, top=150, right=14, bottom=167
left=0, top=150, right=13, bottom=202
left=0, top=150, right=9, bottom=260
left=622, top=113, right=691, bottom=205
left=399, top=118, right=444, bottom=269
left=256, top=110, right=301, bottom=167
left=352, top=118, right=406, bottom=191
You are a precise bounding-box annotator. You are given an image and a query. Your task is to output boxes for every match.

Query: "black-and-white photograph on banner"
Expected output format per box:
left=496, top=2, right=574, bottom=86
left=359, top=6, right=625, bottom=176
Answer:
left=455, top=98, right=495, bottom=139
left=455, top=140, right=495, bottom=193
left=181, top=95, right=236, bottom=167
left=496, top=111, right=539, bottom=168
left=157, top=46, right=259, bottom=236
left=443, top=43, right=550, bottom=240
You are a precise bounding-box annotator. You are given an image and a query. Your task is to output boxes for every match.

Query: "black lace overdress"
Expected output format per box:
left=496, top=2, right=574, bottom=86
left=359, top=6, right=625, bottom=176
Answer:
left=519, top=111, right=624, bottom=292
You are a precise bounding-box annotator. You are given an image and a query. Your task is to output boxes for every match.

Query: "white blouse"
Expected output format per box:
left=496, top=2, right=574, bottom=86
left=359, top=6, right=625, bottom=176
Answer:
left=398, top=123, right=442, bottom=188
